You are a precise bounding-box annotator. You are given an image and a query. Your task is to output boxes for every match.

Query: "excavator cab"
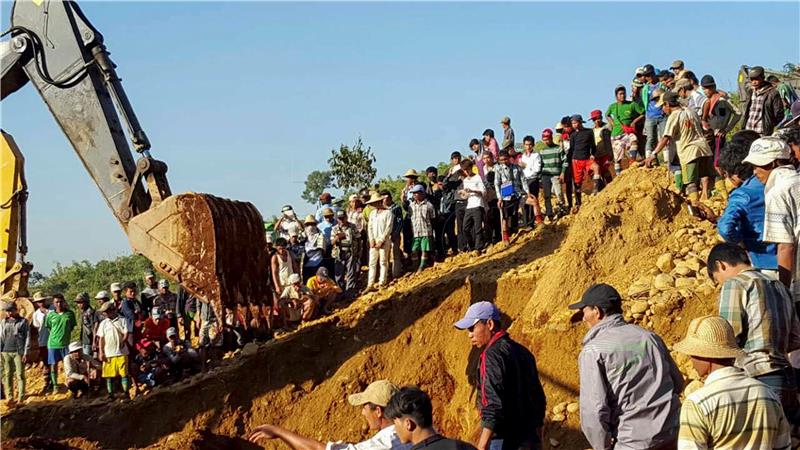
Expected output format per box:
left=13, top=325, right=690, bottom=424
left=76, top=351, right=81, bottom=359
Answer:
left=1, top=0, right=269, bottom=317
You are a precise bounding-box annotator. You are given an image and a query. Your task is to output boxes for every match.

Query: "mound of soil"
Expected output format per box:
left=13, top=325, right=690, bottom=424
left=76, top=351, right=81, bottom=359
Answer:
left=1, top=167, right=721, bottom=450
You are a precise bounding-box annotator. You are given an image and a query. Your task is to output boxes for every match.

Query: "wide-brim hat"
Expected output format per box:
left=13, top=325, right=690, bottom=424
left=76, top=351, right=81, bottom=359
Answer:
left=365, top=192, right=384, bottom=204
left=32, top=291, right=50, bottom=303
left=303, top=215, right=318, bottom=225
left=673, top=315, right=745, bottom=359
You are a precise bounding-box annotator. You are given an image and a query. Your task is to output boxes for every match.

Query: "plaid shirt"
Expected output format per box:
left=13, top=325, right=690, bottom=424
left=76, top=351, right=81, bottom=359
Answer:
left=678, top=366, right=791, bottom=450
left=409, top=200, right=435, bottom=237
left=745, top=86, right=768, bottom=134
left=493, top=163, right=529, bottom=200
left=717, top=269, right=800, bottom=377
left=331, top=222, right=360, bottom=259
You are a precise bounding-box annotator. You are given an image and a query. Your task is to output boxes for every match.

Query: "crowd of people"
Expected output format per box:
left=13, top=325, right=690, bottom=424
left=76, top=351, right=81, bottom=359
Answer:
left=2, top=58, right=800, bottom=449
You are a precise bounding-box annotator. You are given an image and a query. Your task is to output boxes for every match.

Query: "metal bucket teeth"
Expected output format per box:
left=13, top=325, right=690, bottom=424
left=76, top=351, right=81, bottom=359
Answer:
left=127, top=193, right=269, bottom=317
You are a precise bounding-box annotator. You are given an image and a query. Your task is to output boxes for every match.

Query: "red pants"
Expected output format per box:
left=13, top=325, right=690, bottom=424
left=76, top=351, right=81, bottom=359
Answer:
left=572, top=159, right=594, bottom=185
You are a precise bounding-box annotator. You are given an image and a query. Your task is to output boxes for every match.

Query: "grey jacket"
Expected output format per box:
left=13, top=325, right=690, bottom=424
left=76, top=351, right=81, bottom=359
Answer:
left=578, top=314, right=683, bottom=450
left=0, top=316, right=30, bottom=356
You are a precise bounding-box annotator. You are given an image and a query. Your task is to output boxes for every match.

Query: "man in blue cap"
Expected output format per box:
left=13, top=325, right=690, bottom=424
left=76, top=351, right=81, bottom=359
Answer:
left=454, top=302, right=546, bottom=450
left=409, top=184, right=435, bottom=272
left=570, top=284, right=683, bottom=450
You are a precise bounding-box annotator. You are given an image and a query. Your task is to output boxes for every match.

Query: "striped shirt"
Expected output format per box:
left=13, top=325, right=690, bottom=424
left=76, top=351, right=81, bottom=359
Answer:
left=717, top=269, right=800, bottom=377
left=678, top=366, right=791, bottom=450
left=538, top=144, right=567, bottom=176
left=409, top=199, right=435, bottom=237
left=762, top=165, right=800, bottom=302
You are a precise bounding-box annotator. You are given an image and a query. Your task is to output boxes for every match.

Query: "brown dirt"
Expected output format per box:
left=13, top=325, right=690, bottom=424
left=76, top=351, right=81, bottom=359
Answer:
left=1, top=167, right=723, bottom=450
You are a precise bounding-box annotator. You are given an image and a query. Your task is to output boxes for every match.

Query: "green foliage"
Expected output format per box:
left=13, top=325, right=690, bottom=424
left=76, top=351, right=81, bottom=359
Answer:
left=30, top=254, right=153, bottom=306
left=375, top=175, right=406, bottom=204
left=301, top=170, right=333, bottom=205
left=328, top=137, right=377, bottom=192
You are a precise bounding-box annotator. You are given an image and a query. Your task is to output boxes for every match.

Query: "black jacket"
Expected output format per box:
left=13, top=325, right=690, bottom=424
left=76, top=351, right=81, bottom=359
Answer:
left=569, top=128, right=596, bottom=161
left=742, top=85, right=784, bottom=136
left=478, top=333, right=546, bottom=445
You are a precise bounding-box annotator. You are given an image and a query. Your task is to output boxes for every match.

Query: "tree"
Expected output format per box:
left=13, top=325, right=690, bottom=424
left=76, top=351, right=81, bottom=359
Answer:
left=301, top=170, right=333, bottom=205
left=328, top=137, right=377, bottom=192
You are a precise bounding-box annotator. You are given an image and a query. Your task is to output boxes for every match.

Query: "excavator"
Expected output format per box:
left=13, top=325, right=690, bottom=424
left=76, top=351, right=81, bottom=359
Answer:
left=1, top=0, right=270, bottom=320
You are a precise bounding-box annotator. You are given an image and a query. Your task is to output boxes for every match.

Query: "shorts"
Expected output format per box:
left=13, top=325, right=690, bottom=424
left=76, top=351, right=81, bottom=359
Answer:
left=595, top=155, right=612, bottom=176
left=47, top=347, right=68, bottom=365
left=683, top=156, right=713, bottom=184
left=572, top=159, right=594, bottom=185
left=411, top=236, right=432, bottom=252
left=102, top=355, right=129, bottom=378
left=612, top=133, right=638, bottom=161
left=525, top=178, right=540, bottom=197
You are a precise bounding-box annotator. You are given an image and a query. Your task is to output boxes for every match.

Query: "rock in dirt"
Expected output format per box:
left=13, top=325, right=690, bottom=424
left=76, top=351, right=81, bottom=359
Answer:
left=653, top=274, right=675, bottom=291
left=630, top=301, right=649, bottom=315
left=683, top=255, right=705, bottom=272
left=567, top=402, right=579, bottom=413
left=675, top=278, right=696, bottom=289
left=553, top=402, right=568, bottom=414
left=551, top=413, right=566, bottom=422
left=549, top=438, right=560, bottom=447
left=655, top=253, right=674, bottom=273
left=673, top=265, right=694, bottom=277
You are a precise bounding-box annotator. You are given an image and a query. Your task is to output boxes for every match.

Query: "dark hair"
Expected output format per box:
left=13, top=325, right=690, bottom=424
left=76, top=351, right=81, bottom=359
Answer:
left=385, top=386, right=433, bottom=428
left=425, top=166, right=438, bottom=175
left=274, top=237, right=288, bottom=247
left=780, top=128, right=800, bottom=148
left=469, top=138, right=481, bottom=148
left=767, top=75, right=779, bottom=83
left=683, top=70, right=698, bottom=85
left=707, top=243, right=751, bottom=278
left=615, top=85, right=626, bottom=94
left=380, top=189, right=392, bottom=198
left=460, top=159, right=474, bottom=170
left=483, top=129, right=495, bottom=139
left=123, top=281, right=138, bottom=292
left=497, top=149, right=510, bottom=158
left=718, top=136, right=755, bottom=180
left=523, top=135, right=535, bottom=145
left=450, top=151, right=462, bottom=160
left=52, top=293, right=65, bottom=301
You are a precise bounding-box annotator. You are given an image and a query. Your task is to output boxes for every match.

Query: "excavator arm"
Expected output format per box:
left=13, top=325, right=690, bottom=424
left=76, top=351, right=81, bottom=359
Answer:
left=1, top=0, right=269, bottom=317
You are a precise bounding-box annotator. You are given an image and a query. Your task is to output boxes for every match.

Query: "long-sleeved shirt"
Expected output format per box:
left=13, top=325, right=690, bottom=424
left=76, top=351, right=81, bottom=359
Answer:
left=678, top=366, right=791, bottom=450
left=762, top=165, right=800, bottom=302
left=502, top=127, right=515, bottom=151
left=326, top=424, right=411, bottom=450
left=519, top=151, right=542, bottom=180
left=64, top=353, right=92, bottom=381
left=0, top=316, right=30, bottom=355
left=538, top=144, right=567, bottom=176
left=493, top=163, right=528, bottom=200
left=579, top=314, right=683, bottom=450
left=367, top=208, right=393, bottom=245
left=569, top=128, right=597, bottom=161
left=32, top=308, right=49, bottom=347
left=717, top=269, right=800, bottom=377
left=717, top=176, right=776, bottom=270
left=409, top=200, right=435, bottom=237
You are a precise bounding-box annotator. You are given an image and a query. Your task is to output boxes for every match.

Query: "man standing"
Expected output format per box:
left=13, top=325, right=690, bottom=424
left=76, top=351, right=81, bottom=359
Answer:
left=500, top=117, right=515, bottom=152
left=141, top=271, right=158, bottom=317
left=481, top=152, right=501, bottom=244
left=569, top=114, right=597, bottom=208
left=154, top=279, right=178, bottom=329
left=743, top=66, right=785, bottom=136
left=96, top=302, right=130, bottom=399
left=460, top=159, right=486, bottom=252
left=589, top=110, right=613, bottom=185
left=570, top=284, right=682, bottom=450
left=652, top=91, right=714, bottom=202
left=424, top=167, right=444, bottom=260
left=744, top=136, right=800, bottom=301
left=386, top=386, right=477, bottom=450
left=75, top=293, right=97, bottom=357
left=606, top=85, right=644, bottom=173
left=454, top=302, right=546, bottom=450
left=367, top=192, right=393, bottom=290
left=44, top=294, right=77, bottom=391
left=494, top=150, right=528, bottom=237
left=519, top=136, right=543, bottom=227
left=700, top=74, right=741, bottom=181
left=315, top=192, right=339, bottom=223
left=384, top=191, right=405, bottom=280
left=641, top=64, right=667, bottom=161
left=110, top=283, right=123, bottom=304
left=537, top=129, right=566, bottom=221
left=707, top=242, right=800, bottom=422
left=331, top=209, right=360, bottom=298
left=443, top=152, right=468, bottom=253
left=409, top=185, right=436, bottom=271
left=670, top=59, right=686, bottom=79
left=249, top=380, right=410, bottom=450
left=120, top=282, right=142, bottom=348
left=30, top=292, right=51, bottom=393
left=674, top=315, right=791, bottom=449
left=0, top=301, right=29, bottom=405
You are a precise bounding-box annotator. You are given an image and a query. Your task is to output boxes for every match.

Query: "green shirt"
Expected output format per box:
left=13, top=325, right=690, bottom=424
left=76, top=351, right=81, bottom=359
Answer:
left=45, top=310, right=77, bottom=349
left=606, top=101, right=643, bottom=137
left=538, top=144, right=567, bottom=176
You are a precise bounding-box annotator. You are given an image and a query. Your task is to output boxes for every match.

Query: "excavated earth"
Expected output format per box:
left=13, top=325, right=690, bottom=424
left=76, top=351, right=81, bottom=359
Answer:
left=1, top=167, right=723, bottom=450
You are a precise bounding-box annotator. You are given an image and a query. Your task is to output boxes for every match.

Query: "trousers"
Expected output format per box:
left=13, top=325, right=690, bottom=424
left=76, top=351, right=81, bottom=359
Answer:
left=334, top=251, right=358, bottom=293
left=367, top=241, right=391, bottom=287
left=1, top=352, right=25, bottom=401
left=463, top=207, right=485, bottom=251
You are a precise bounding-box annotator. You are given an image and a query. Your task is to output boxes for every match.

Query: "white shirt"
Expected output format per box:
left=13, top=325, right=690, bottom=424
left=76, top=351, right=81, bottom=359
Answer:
left=326, top=425, right=411, bottom=450
left=519, top=151, right=543, bottom=179
left=367, top=209, right=393, bottom=245
left=462, top=174, right=486, bottom=209
left=96, top=316, right=129, bottom=357
left=687, top=89, right=707, bottom=116
left=763, top=165, right=800, bottom=301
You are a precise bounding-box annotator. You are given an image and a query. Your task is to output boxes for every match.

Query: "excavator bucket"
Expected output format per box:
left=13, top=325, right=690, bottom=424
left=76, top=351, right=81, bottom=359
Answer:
left=126, top=193, right=269, bottom=318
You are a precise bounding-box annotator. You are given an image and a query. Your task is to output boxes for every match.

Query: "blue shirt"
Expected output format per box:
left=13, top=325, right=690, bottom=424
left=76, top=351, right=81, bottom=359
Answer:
left=644, top=82, right=664, bottom=120
left=718, top=176, right=777, bottom=270
left=315, top=203, right=339, bottom=223
left=318, top=219, right=334, bottom=240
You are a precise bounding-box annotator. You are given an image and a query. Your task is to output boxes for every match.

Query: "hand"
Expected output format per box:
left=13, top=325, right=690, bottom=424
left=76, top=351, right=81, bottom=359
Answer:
left=21, top=355, right=27, bottom=364
left=99, top=353, right=105, bottom=363
left=497, top=200, right=502, bottom=208
left=644, top=156, right=655, bottom=168
left=559, top=174, right=564, bottom=183
left=248, top=424, right=279, bottom=442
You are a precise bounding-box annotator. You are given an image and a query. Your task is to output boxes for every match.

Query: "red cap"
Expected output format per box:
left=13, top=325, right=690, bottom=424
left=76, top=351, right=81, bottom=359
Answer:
left=589, top=109, right=603, bottom=120
left=542, top=129, right=553, bottom=137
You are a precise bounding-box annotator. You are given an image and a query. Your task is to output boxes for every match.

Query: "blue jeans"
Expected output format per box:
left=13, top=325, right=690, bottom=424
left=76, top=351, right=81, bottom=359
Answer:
left=644, top=116, right=666, bottom=157
left=756, top=367, right=799, bottom=424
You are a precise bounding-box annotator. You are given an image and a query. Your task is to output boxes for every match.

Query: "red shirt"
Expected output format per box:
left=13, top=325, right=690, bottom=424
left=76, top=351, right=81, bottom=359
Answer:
left=142, top=317, right=170, bottom=344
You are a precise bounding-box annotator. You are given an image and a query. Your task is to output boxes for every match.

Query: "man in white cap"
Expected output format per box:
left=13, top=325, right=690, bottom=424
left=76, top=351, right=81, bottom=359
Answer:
left=0, top=301, right=30, bottom=404
left=454, top=302, right=545, bottom=450
left=141, top=271, right=159, bottom=317
left=109, top=283, right=123, bottom=305
left=96, top=301, right=130, bottom=399
left=675, top=315, right=791, bottom=449
left=155, top=279, right=178, bottom=328
left=248, top=380, right=410, bottom=450
left=744, top=136, right=800, bottom=302
left=276, top=205, right=304, bottom=241
left=63, top=341, right=96, bottom=398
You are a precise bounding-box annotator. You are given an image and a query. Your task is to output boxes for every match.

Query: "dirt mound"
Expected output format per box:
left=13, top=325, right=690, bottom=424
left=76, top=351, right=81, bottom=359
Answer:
left=1, top=167, right=721, bottom=450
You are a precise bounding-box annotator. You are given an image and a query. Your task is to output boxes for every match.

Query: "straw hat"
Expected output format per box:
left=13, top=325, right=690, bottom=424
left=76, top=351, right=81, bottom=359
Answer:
left=32, top=291, right=50, bottom=303
left=403, top=169, right=419, bottom=178
left=674, top=315, right=745, bottom=359
left=303, top=215, right=317, bottom=225
left=365, top=192, right=385, bottom=205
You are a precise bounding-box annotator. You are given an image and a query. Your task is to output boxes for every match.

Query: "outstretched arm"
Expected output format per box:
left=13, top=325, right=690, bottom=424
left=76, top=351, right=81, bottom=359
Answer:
left=248, top=424, right=326, bottom=450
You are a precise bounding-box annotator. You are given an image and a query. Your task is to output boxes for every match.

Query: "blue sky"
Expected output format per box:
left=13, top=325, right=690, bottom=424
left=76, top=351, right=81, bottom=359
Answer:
left=1, top=1, right=798, bottom=274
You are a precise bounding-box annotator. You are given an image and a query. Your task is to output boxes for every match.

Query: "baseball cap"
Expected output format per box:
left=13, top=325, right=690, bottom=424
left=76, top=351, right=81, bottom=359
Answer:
left=152, top=307, right=162, bottom=319
left=673, top=78, right=692, bottom=92
left=158, top=279, right=169, bottom=288
left=98, top=301, right=116, bottom=313
left=700, top=74, right=716, bottom=88
left=347, top=380, right=399, bottom=407
left=779, top=100, right=800, bottom=128
left=110, top=282, right=122, bottom=292
left=336, top=209, right=347, bottom=219
left=541, top=129, right=553, bottom=138
left=319, top=192, right=334, bottom=201
left=68, top=342, right=82, bottom=353
left=454, top=301, right=501, bottom=329
left=144, top=270, right=155, bottom=279
left=500, top=116, right=511, bottom=124
left=281, top=205, right=294, bottom=213
left=656, top=91, right=679, bottom=108
left=614, top=84, right=626, bottom=93
left=634, top=66, right=645, bottom=76
left=670, top=59, right=684, bottom=70
left=568, top=284, right=622, bottom=321
left=95, top=290, right=109, bottom=300
left=75, top=292, right=90, bottom=303
left=166, top=327, right=178, bottom=338
left=743, top=136, right=791, bottom=166
left=642, top=64, right=655, bottom=75
left=749, top=66, right=765, bottom=80
left=589, top=109, right=603, bottom=121
left=409, top=184, right=425, bottom=194
left=570, top=114, right=585, bottom=123
left=287, top=273, right=301, bottom=285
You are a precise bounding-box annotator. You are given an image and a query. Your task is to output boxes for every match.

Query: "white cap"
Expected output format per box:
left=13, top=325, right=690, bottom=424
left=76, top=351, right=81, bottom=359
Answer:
left=158, top=279, right=169, bottom=288
left=166, top=327, right=178, bottom=338
left=68, top=342, right=82, bottom=353
left=287, top=273, right=301, bottom=284
left=95, top=290, right=109, bottom=300
left=743, top=136, right=791, bottom=166
left=110, top=282, right=122, bottom=292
